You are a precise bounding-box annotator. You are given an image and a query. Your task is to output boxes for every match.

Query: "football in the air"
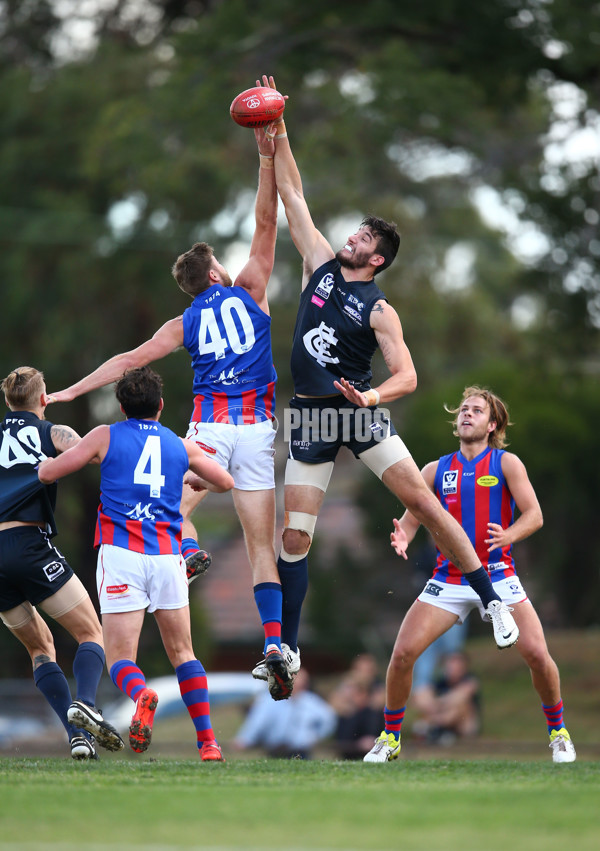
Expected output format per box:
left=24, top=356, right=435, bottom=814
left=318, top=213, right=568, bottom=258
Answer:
left=230, top=86, right=285, bottom=128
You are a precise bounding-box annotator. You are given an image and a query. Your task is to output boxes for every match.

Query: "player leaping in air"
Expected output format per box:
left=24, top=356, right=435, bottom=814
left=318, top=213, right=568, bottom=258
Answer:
left=46, top=101, right=294, bottom=702
left=250, top=76, right=520, bottom=689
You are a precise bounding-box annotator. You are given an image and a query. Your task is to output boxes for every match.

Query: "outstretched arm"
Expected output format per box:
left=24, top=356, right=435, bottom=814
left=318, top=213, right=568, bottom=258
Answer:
left=484, top=453, right=543, bottom=551
left=47, top=318, right=184, bottom=404
left=38, top=425, right=110, bottom=483
left=182, top=439, right=234, bottom=493
left=234, top=96, right=279, bottom=312
left=263, top=75, right=334, bottom=288
left=334, top=301, right=417, bottom=406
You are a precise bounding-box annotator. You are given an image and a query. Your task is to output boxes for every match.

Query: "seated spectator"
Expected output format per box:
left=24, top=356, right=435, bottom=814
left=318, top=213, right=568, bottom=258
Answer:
left=232, top=669, right=336, bottom=759
left=411, top=651, right=481, bottom=745
left=345, top=653, right=383, bottom=693
left=329, top=655, right=386, bottom=760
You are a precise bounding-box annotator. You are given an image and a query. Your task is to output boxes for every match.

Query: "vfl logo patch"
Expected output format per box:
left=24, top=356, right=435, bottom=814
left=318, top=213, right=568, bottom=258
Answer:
left=314, top=273, right=334, bottom=301
left=477, top=475, right=499, bottom=487
left=442, top=470, right=458, bottom=495
left=43, top=561, right=65, bottom=582
left=424, top=582, right=443, bottom=597
left=107, top=584, right=129, bottom=595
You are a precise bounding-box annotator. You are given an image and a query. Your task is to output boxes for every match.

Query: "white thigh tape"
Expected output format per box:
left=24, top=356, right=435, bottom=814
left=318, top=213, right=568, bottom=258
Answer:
left=284, top=459, right=334, bottom=492
left=358, top=434, right=411, bottom=479
left=0, top=600, right=36, bottom=629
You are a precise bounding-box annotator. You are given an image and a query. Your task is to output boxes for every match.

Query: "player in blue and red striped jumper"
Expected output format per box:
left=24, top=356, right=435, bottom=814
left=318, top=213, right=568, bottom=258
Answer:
left=47, top=113, right=295, bottom=701
left=365, top=386, right=576, bottom=763
left=39, top=367, right=234, bottom=760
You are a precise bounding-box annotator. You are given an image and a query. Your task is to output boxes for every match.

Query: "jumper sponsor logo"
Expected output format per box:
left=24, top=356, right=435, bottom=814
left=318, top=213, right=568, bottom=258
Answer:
left=343, top=305, right=362, bottom=324
left=347, top=294, right=364, bottom=310
left=126, top=503, right=156, bottom=521
left=208, top=365, right=249, bottom=382
left=314, top=273, right=334, bottom=300
left=107, top=584, right=129, bottom=595
left=311, top=295, right=325, bottom=308
left=488, top=561, right=507, bottom=571
left=477, top=475, right=499, bottom=487
left=442, top=470, right=458, bottom=495
left=43, top=561, right=65, bottom=581
left=424, top=582, right=443, bottom=597
left=196, top=441, right=217, bottom=455
left=217, top=367, right=240, bottom=386
left=303, top=322, right=340, bottom=367
left=284, top=407, right=391, bottom=444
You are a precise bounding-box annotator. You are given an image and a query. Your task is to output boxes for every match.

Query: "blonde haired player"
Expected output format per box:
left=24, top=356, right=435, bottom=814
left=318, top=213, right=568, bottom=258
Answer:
left=365, top=387, right=576, bottom=763
left=0, top=366, right=123, bottom=760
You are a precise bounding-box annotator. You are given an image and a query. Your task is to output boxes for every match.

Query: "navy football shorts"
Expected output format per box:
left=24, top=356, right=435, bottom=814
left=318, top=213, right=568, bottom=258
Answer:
left=0, top=526, right=73, bottom=612
left=285, top=394, right=398, bottom=465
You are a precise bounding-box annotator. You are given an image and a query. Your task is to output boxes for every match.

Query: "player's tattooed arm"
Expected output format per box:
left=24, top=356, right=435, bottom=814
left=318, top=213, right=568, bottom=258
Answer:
left=378, top=332, right=394, bottom=367
left=50, top=424, right=81, bottom=454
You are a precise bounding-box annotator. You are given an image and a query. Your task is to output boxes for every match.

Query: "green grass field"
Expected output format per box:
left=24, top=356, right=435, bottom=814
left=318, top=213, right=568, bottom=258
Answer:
left=1, top=631, right=599, bottom=849
left=0, top=757, right=599, bottom=851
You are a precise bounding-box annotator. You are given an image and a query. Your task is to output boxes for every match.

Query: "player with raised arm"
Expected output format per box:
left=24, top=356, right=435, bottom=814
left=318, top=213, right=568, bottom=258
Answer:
left=250, top=76, right=519, bottom=687
left=39, top=366, right=234, bottom=760
left=47, top=101, right=294, bottom=701
left=0, top=366, right=123, bottom=760
left=364, top=387, right=575, bottom=763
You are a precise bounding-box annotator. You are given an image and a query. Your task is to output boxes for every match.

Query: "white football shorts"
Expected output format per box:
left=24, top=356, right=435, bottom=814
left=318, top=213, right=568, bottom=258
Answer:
left=416, top=572, right=529, bottom=624
left=97, top=544, right=188, bottom=614
left=185, top=418, right=276, bottom=490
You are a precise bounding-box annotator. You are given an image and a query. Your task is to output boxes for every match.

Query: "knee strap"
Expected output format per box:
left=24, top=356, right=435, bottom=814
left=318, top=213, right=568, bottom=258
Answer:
left=281, top=511, right=318, bottom=561
left=284, top=511, right=317, bottom=539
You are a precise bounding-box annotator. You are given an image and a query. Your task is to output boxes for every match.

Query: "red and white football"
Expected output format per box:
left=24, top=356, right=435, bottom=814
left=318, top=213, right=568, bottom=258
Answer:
left=230, top=86, right=285, bottom=128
